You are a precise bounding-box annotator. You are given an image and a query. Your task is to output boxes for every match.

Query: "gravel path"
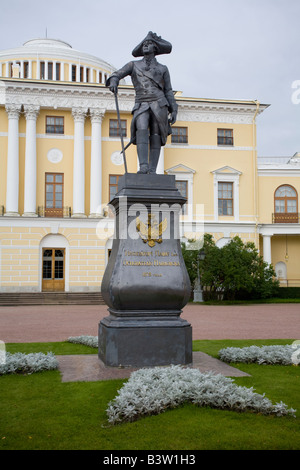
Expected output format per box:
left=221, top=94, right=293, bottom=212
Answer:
left=0, top=302, right=299, bottom=343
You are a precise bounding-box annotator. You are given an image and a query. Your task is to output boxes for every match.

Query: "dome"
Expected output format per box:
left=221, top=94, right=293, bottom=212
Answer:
left=0, top=38, right=116, bottom=85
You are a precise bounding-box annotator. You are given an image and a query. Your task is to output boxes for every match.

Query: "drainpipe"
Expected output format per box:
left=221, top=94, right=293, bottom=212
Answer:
left=252, top=100, right=260, bottom=248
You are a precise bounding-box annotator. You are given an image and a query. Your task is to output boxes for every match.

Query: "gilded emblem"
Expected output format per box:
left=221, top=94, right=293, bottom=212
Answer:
left=136, top=214, right=168, bottom=247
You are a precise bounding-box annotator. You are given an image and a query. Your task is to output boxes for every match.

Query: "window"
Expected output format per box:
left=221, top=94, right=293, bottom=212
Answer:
left=109, top=175, right=121, bottom=201
left=80, top=66, right=84, bottom=82
left=175, top=180, right=188, bottom=214
left=217, top=129, right=234, bottom=146
left=218, top=182, right=233, bottom=215
left=55, top=63, right=60, bottom=80
left=46, top=116, right=64, bottom=134
left=274, top=185, right=298, bottom=223
left=109, top=119, right=127, bottom=137
left=171, top=127, right=188, bottom=144
left=45, top=173, right=64, bottom=217
left=23, top=61, right=29, bottom=78
left=40, top=61, right=45, bottom=79
left=48, top=62, right=53, bottom=80
left=72, top=65, right=76, bottom=82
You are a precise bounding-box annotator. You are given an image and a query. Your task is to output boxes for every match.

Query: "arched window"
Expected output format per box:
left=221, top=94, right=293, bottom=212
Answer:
left=274, top=185, right=298, bottom=222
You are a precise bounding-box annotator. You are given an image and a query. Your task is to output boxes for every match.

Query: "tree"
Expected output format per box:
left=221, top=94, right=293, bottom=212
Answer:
left=182, top=234, right=279, bottom=301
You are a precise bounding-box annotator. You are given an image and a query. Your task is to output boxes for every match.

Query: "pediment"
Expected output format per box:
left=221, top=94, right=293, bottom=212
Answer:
left=165, top=164, right=196, bottom=174
left=211, top=165, right=242, bottom=175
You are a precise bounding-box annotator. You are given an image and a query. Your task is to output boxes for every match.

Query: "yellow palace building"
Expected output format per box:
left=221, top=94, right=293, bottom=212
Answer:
left=0, top=38, right=299, bottom=295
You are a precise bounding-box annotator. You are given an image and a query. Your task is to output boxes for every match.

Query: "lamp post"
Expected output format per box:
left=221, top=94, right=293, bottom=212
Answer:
left=193, top=249, right=205, bottom=302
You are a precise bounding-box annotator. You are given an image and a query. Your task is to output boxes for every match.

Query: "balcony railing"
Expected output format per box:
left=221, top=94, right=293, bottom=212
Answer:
left=278, top=279, right=300, bottom=287
left=38, top=206, right=71, bottom=218
left=272, top=213, right=299, bottom=223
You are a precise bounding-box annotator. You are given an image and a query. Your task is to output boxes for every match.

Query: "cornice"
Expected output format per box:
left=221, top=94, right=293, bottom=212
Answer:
left=0, top=80, right=135, bottom=112
left=0, top=79, right=269, bottom=122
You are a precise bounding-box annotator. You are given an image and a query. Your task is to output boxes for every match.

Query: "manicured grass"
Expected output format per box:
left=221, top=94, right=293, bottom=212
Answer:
left=0, top=339, right=299, bottom=450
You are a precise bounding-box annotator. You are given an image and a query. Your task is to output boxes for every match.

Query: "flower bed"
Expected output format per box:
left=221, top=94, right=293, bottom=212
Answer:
left=106, top=365, right=296, bottom=424
left=0, top=352, right=58, bottom=375
left=68, top=335, right=98, bottom=348
left=218, top=344, right=300, bottom=365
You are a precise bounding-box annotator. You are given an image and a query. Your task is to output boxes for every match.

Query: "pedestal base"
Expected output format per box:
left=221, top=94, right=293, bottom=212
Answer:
left=98, top=310, right=192, bottom=367
left=99, top=173, right=192, bottom=368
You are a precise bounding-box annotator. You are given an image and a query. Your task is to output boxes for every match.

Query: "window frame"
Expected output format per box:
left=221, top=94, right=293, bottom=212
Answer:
left=218, top=181, right=234, bottom=216
left=274, top=184, right=298, bottom=222
left=171, top=126, right=188, bottom=144
left=109, top=119, right=127, bottom=138
left=109, top=174, right=122, bottom=201
left=45, top=116, right=64, bottom=135
left=217, top=128, right=234, bottom=146
left=175, top=180, right=188, bottom=215
left=45, top=173, right=64, bottom=217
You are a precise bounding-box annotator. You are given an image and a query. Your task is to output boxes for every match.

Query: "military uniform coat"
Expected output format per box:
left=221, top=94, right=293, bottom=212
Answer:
left=106, top=58, right=178, bottom=146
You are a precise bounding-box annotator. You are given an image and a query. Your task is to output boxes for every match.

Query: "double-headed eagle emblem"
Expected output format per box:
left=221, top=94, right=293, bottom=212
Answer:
left=136, top=214, right=168, bottom=248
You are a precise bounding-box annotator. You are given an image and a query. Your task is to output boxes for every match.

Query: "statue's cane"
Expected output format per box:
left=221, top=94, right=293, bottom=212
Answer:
left=114, top=90, right=128, bottom=174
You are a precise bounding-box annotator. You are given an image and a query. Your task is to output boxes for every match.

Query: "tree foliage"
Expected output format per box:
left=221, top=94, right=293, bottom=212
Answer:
left=182, top=234, right=279, bottom=301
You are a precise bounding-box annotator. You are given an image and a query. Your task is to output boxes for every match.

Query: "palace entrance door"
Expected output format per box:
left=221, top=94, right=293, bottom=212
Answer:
left=42, top=248, right=65, bottom=292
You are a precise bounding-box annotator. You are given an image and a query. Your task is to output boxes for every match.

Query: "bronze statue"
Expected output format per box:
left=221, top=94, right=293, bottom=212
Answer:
left=106, top=31, right=178, bottom=174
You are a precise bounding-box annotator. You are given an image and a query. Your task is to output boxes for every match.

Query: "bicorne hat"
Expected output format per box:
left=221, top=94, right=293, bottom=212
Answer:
left=132, top=31, right=172, bottom=57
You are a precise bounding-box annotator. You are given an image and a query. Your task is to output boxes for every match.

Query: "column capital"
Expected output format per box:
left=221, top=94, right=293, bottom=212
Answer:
left=5, top=103, right=21, bottom=119
left=72, top=107, right=87, bottom=122
left=90, top=108, right=105, bottom=124
left=24, top=104, right=40, bottom=120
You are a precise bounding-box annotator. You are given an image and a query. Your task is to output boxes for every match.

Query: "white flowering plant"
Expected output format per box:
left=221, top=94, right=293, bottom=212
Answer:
left=0, top=352, right=58, bottom=375
left=106, top=365, right=296, bottom=425
left=68, top=335, right=98, bottom=348
left=218, top=344, right=300, bottom=365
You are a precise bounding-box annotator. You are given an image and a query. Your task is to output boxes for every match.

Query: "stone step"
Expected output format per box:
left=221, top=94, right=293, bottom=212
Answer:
left=0, top=292, right=105, bottom=306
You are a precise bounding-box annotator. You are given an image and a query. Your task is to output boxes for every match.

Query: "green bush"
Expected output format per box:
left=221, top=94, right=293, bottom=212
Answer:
left=182, top=234, right=279, bottom=301
left=276, top=287, right=300, bottom=299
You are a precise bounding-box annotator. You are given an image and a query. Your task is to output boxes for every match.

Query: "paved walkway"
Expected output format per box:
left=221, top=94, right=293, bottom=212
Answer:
left=1, top=302, right=299, bottom=381
left=0, top=302, right=299, bottom=343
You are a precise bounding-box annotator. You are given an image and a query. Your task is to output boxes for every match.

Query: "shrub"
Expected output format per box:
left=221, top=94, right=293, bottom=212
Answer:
left=0, top=352, right=58, bottom=375
left=68, top=335, right=98, bottom=348
left=219, top=344, right=300, bottom=365
left=182, top=234, right=279, bottom=301
left=106, top=365, right=296, bottom=424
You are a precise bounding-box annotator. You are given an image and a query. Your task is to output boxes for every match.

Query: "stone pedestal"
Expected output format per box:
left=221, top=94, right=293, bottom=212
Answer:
left=99, top=173, right=192, bottom=367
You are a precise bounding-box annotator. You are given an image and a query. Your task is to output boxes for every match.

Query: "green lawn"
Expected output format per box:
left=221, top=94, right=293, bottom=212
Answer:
left=0, top=339, right=299, bottom=450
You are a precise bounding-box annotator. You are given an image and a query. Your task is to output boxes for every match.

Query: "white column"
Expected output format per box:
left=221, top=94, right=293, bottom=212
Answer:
left=5, top=104, right=21, bottom=216
left=89, top=108, right=105, bottom=217
left=156, top=146, right=165, bottom=174
left=23, top=105, right=40, bottom=217
left=72, top=107, right=87, bottom=217
left=263, top=235, right=272, bottom=265
left=36, top=58, right=40, bottom=79
left=53, top=61, right=57, bottom=81
left=20, top=60, right=24, bottom=79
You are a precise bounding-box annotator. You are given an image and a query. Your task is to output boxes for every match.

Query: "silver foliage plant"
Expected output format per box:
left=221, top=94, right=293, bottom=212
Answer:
left=68, top=335, right=98, bottom=348
left=0, top=352, right=58, bottom=375
left=218, top=344, right=300, bottom=365
left=106, top=365, right=296, bottom=424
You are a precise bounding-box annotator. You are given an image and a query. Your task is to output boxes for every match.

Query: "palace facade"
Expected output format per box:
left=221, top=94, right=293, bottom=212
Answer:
left=0, top=38, right=299, bottom=293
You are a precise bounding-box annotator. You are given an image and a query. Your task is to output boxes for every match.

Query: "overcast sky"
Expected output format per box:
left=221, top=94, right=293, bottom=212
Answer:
left=1, top=0, right=299, bottom=157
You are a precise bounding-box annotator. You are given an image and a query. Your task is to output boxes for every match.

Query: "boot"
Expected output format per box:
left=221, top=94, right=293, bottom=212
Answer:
left=148, top=134, right=161, bottom=174
left=136, top=129, right=149, bottom=174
